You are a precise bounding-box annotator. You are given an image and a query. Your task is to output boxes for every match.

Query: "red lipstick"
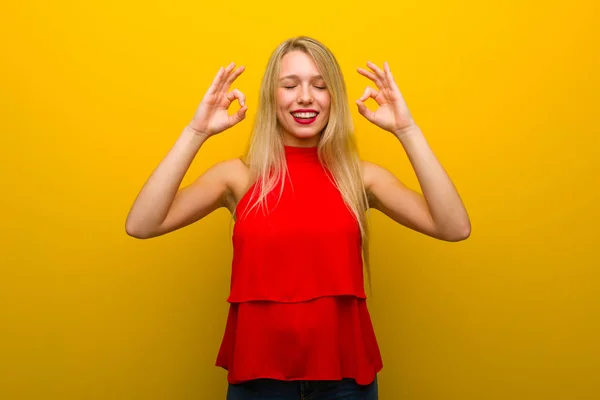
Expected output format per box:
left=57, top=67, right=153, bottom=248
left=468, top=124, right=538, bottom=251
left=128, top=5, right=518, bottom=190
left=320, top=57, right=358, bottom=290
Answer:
left=291, top=109, right=319, bottom=125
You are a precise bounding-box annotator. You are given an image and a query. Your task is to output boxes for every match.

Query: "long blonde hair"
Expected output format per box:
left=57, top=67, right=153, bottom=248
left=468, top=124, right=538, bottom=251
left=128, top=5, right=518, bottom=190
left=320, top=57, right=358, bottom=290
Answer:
left=239, top=36, right=372, bottom=290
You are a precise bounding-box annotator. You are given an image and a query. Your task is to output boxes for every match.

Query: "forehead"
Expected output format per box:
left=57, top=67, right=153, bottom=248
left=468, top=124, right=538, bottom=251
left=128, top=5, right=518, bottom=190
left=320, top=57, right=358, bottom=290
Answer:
left=279, top=50, right=321, bottom=77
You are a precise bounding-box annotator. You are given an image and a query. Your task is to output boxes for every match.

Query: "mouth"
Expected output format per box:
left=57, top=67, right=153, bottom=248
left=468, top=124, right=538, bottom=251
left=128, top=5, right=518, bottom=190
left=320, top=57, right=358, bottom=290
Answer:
left=290, top=110, right=319, bottom=125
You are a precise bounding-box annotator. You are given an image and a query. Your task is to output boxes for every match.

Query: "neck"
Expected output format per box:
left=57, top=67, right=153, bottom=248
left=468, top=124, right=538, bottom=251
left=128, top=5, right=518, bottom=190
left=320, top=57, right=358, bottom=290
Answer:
left=284, top=143, right=319, bottom=161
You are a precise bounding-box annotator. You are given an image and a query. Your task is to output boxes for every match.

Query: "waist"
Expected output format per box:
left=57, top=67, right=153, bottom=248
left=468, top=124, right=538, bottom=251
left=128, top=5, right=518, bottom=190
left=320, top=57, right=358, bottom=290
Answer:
left=216, top=296, right=383, bottom=384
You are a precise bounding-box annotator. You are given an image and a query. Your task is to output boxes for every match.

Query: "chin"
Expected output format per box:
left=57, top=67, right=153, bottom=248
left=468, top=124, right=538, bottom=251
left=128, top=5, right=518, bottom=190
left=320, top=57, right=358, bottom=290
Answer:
left=278, top=114, right=328, bottom=145
left=289, top=127, right=324, bottom=139
left=292, top=129, right=322, bottom=139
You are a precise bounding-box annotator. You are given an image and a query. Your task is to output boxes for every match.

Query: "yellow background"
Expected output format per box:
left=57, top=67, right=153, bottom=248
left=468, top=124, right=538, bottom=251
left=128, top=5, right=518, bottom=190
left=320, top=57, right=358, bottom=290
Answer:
left=1, top=0, right=598, bottom=399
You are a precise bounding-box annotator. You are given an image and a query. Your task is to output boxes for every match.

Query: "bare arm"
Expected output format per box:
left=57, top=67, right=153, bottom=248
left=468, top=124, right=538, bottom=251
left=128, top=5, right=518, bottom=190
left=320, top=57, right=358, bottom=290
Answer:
left=357, top=61, right=470, bottom=241
left=125, top=62, right=247, bottom=238
left=363, top=128, right=470, bottom=242
left=125, top=128, right=235, bottom=238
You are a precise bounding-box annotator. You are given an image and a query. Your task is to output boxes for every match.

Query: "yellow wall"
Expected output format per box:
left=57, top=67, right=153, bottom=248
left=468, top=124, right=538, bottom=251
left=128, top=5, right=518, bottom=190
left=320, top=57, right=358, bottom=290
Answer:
left=1, top=0, right=598, bottom=399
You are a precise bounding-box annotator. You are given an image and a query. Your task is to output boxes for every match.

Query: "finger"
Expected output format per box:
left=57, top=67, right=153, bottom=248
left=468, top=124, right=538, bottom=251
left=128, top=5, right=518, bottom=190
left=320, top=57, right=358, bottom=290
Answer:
left=366, top=61, right=388, bottom=89
left=383, top=61, right=400, bottom=91
left=359, top=86, right=379, bottom=102
left=229, top=105, right=248, bottom=126
left=222, top=66, right=245, bottom=93
left=383, top=61, right=392, bottom=79
left=357, top=67, right=384, bottom=90
left=226, top=89, right=246, bottom=107
left=355, top=99, right=376, bottom=123
left=366, top=61, right=386, bottom=80
left=360, top=86, right=387, bottom=107
left=215, top=62, right=236, bottom=93
left=207, top=67, right=225, bottom=95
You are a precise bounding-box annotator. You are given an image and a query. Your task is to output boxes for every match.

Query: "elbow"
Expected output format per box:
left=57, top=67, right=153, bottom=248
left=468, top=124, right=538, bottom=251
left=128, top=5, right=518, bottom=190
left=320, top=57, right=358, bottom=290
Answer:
left=438, top=222, right=471, bottom=242
left=125, top=220, right=154, bottom=239
left=448, top=229, right=470, bottom=242
left=448, top=223, right=471, bottom=242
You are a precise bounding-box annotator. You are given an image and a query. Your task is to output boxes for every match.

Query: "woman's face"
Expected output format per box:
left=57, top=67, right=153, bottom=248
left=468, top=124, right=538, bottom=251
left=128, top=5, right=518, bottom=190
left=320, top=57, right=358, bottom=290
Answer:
left=276, top=50, right=331, bottom=147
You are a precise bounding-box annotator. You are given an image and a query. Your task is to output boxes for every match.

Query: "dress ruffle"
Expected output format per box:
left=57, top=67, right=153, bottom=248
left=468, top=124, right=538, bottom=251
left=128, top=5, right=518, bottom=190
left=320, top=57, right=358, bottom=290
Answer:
left=216, top=295, right=383, bottom=385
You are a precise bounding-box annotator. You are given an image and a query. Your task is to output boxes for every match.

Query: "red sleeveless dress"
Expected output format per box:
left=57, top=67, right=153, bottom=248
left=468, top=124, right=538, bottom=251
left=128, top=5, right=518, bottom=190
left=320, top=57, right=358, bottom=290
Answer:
left=215, top=145, right=383, bottom=385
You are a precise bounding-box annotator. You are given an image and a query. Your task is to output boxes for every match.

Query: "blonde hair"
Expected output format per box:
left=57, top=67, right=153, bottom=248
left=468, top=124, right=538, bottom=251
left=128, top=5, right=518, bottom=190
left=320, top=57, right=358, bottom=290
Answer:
left=239, top=36, right=372, bottom=290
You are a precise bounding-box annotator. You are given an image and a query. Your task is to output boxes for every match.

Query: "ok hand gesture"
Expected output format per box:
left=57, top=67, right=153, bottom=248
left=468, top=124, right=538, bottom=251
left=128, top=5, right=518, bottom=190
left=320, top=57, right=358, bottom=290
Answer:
left=356, top=61, right=417, bottom=137
left=189, top=62, right=248, bottom=137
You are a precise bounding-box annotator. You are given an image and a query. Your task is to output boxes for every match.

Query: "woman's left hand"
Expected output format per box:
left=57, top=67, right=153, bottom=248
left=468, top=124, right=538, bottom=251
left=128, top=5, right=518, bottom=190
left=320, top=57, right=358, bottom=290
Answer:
left=356, top=61, right=417, bottom=137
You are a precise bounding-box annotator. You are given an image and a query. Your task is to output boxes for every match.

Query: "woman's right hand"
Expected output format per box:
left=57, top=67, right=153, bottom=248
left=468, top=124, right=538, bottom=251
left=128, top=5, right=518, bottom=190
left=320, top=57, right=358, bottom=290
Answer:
left=188, top=62, right=248, bottom=138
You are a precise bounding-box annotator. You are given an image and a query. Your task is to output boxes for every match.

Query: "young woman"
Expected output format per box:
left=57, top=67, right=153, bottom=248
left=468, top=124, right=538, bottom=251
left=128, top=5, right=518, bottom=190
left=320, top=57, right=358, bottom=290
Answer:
left=125, top=36, right=470, bottom=400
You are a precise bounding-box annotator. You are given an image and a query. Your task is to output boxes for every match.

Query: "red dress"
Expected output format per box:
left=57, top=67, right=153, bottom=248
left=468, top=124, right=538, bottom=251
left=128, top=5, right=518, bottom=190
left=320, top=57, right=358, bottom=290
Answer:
left=215, top=145, right=383, bottom=385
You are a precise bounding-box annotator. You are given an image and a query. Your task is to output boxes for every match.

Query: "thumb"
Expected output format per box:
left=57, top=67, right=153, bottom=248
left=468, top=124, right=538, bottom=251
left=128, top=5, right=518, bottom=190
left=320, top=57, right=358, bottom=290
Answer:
left=229, top=105, right=248, bottom=126
left=356, top=100, right=376, bottom=123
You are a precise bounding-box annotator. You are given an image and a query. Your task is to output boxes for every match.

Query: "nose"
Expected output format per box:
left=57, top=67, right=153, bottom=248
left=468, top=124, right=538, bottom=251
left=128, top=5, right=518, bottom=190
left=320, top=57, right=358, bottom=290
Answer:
left=297, top=84, right=313, bottom=104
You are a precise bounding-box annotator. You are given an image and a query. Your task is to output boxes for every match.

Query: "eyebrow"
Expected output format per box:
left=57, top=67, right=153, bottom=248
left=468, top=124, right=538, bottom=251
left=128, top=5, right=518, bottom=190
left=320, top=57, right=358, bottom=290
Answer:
left=279, top=74, right=324, bottom=81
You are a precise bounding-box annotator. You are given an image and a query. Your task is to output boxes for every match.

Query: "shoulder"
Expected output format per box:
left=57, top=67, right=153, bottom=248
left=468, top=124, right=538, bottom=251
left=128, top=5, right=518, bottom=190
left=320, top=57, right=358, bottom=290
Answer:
left=360, top=159, right=389, bottom=191
left=206, top=157, right=247, bottom=178
left=209, top=157, right=250, bottom=212
left=209, top=157, right=250, bottom=189
left=214, top=157, right=248, bottom=176
left=360, top=159, right=409, bottom=210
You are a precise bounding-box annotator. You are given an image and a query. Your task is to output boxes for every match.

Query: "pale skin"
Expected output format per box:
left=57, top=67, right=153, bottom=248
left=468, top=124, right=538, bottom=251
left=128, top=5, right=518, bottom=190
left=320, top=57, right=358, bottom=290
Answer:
left=125, top=52, right=471, bottom=242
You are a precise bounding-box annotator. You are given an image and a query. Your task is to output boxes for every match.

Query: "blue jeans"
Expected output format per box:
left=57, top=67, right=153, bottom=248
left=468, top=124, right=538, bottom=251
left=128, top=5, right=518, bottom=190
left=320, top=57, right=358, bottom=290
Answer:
left=226, top=376, right=378, bottom=400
